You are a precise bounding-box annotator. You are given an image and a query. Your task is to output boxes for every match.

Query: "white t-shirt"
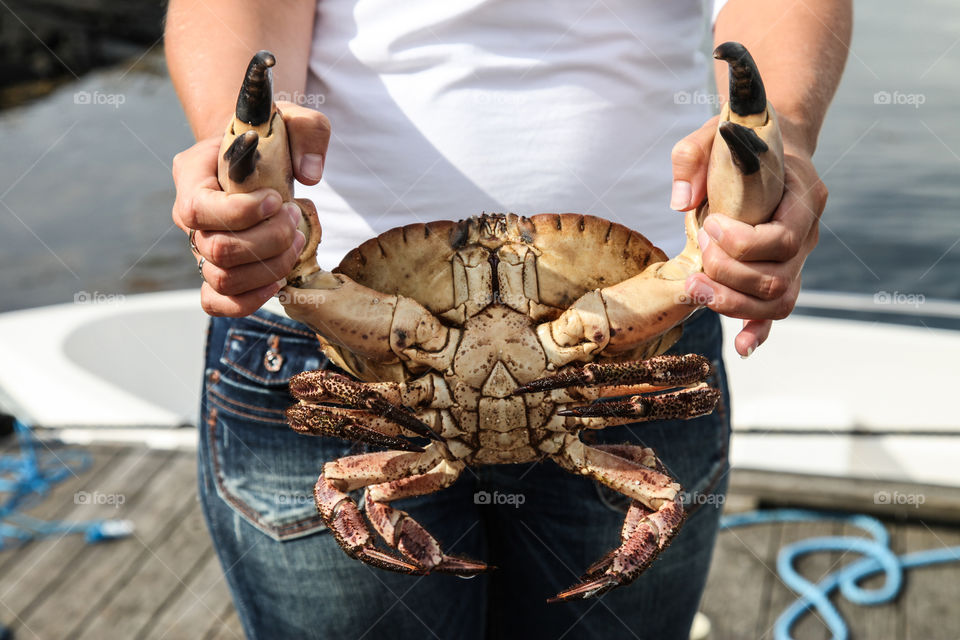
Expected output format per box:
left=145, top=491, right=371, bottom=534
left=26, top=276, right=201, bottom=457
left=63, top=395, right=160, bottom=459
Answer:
left=297, top=0, right=721, bottom=268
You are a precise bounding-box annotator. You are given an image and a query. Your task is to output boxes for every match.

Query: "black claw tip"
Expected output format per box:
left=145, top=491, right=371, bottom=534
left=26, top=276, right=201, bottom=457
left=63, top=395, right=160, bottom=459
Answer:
left=718, top=121, right=769, bottom=175
left=223, top=130, right=259, bottom=183
left=714, top=41, right=766, bottom=117
left=236, top=50, right=276, bottom=126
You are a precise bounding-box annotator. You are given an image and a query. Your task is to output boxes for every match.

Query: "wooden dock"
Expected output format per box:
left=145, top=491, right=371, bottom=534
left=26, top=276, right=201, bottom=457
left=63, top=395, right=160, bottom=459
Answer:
left=1, top=440, right=958, bottom=640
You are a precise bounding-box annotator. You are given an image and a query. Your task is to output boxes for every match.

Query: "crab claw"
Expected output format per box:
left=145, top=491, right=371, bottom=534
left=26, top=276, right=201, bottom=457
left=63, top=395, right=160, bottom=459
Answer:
left=718, top=121, right=768, bottom=175
left=706, top=41, right=785, bottom=225
left=222, top=130, right=259, bottom=183
left=235, top=50, right=276, bottom=125
left=713, top=41, right=766, bottom=117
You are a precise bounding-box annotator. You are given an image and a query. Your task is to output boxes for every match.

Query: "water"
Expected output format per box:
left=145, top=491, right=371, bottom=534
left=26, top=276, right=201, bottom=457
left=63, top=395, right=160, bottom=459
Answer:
left=0, top=1, right=958, bottom=314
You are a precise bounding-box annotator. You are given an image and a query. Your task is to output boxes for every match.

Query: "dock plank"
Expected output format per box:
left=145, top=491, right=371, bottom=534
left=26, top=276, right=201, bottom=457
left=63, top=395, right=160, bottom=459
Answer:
left=764, top=520, right=843, bottom=640
left=204, top=602, right=244, bottom=640
left=16, top=452, right=193, bottom=638
left=903, top=520, right=960, bottom=640
left=142, top=551, right=240, bottom=640
left=0, top=447, right=170, bottom=636
left=76, top=499, right=211, bottom=640
left=699, top=518, right=779, bottom=639
left=0, top=444, right=124, bottom=574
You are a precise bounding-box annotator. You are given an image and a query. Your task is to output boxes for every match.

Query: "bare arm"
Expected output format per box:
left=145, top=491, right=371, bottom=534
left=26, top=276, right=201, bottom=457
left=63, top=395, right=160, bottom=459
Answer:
left=671, top=0, right=852, bottom=355
left=165, top=0, right=316, bottom=139
left=165, top=0, right=331, bottom=317
left=714, top=0, right=852, bottom=157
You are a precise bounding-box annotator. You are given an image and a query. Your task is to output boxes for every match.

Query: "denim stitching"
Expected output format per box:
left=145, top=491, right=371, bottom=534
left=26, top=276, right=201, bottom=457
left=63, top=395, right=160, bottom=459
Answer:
left=204, top=373, right=327, bottom=540
left=208, top=384, right=288, bottom=416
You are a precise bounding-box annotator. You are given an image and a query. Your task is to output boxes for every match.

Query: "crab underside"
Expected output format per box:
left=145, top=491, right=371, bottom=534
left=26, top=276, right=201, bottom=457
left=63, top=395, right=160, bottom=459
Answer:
left=217, top=42, right=784, bottom=602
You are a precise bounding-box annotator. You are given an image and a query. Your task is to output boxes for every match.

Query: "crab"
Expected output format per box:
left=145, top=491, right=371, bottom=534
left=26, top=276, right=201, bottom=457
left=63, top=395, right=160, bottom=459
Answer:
left=216, top=42, right=783, bottom=602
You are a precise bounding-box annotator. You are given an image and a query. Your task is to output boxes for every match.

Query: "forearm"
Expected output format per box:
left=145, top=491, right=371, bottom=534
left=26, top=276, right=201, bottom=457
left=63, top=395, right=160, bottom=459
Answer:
left=165, top=0, right=317, bottom=140
left=714, top=0, right=852, bottom=156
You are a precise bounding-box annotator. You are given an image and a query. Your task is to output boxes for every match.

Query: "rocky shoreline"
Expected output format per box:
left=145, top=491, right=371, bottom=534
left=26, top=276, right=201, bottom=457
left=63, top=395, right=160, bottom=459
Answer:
left=0, top=0, right=164, bottom=106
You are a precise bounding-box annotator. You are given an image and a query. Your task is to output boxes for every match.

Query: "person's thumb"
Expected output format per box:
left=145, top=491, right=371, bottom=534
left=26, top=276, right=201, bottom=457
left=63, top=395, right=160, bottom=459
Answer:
left=278, top=101, right=332, bottom=186
left=669, top=116, right=718, bottom=212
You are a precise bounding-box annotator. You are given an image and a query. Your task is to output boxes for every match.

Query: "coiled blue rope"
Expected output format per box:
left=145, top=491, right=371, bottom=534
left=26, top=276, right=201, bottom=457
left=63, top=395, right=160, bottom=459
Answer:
left=721, top=508, right=960, bottom=640
left=0, top=419, right=134, bottom=549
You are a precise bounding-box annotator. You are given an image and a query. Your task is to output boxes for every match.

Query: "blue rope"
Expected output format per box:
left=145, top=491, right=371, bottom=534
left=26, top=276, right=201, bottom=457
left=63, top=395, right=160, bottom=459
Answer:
left=0, top=419, right=135, bottom=638
left=0, top=419, right=134, bottom=549
left=720, top=508, right=960, bottom=640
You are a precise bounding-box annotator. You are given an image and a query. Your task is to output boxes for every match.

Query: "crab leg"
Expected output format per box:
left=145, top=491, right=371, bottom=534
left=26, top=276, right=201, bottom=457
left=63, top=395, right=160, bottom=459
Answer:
left=549, top=441, right=686, bottom=602
left=515, top=353, right=719, bottom=422
left=287, top=369, right=461, bottom=461
left=515, top=354, right=713, bottom=394
left=534, top=42, right=785, bottom=367
left=315, top=447, right=486, bottom=576
left=218, top=51, right=457, bottom=371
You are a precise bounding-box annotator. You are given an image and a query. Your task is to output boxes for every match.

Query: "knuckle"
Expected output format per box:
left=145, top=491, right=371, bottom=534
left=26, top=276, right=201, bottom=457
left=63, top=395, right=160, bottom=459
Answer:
left=207, top=235, right=237, bottom=266
left=671, top=139, right=704, bottom=168
left=780, top=230, right=802, bottom=258
left=200, top=290, right=224, bottom=317
left=758, top=274, right=788, bottom=301
left=813, top=179, right=829, bottom=210
left=772, top=296, right=795, bottom=320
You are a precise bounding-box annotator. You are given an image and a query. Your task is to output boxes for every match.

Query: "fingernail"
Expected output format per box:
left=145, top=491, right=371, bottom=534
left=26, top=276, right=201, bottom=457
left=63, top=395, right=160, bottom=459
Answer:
left=697, top=228, right=711, bottom=252
left=670, top=180, right=692, bottom=211
left=740, top=342, right=757, bottom=359
left=293, top=230, right=306, bottom=253
left=261, top=193, right=282, bottom=216
left=300, top=153, right=324, bottom=181
left=685, top=278, right=714, bottom=305
left=703, top=216, right=724, bottom=243
left=283, top=202, right=302, bottom=226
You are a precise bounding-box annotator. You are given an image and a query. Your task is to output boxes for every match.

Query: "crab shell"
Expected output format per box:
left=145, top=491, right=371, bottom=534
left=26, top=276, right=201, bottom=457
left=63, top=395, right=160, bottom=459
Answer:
left=318, top=213, right=683, bottom=385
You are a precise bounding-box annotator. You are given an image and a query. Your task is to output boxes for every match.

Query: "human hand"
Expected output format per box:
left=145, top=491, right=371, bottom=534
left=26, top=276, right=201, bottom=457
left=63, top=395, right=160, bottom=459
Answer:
left=670, top=118, right=828, bottom=357
left=172, top=101, right=331, bottom=317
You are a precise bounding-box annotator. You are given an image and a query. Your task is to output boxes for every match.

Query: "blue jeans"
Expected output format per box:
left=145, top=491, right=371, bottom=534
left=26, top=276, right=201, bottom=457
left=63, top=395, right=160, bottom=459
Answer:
left=198, top=308, right=730, bottom=640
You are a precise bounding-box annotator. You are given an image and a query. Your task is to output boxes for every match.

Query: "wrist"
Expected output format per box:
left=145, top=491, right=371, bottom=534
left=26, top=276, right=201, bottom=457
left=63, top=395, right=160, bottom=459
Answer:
left=775, top=113, right=818, bottom=159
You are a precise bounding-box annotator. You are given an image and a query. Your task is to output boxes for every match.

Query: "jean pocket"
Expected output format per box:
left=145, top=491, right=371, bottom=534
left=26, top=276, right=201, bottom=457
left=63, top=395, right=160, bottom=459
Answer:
left=203, top=329, right=361, bottom=541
